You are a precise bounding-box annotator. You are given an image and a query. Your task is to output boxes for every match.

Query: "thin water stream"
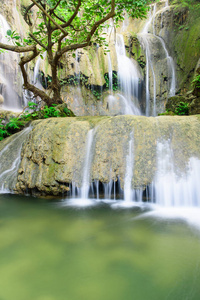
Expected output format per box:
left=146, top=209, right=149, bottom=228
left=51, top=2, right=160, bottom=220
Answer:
left=138, top=0, right=176, bottom=115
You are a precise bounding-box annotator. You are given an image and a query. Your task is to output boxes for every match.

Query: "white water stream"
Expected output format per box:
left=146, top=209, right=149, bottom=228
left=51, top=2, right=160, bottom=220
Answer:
left=114, top=34, right=142, bottom=115
left=80, top=128, right=95, bottom=199
left=0, top=14, right=22, bottom=110
left=0, top=127, right=31, bottom=192
left=153, top=141, right=200, bottom=207
left=66, top=124, right=200, bottom=209
left=138, top=0, right=176, bottom=116
left=124, top=132, right=134, bottom=202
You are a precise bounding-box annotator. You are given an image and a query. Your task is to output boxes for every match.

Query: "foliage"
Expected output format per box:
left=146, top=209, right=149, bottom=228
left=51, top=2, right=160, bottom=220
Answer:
left=158, top=110, right=175, bottom=116
left=5, top=118, right=24, bottom=130
left=6, top=30, right=21, bottom=46
left=42, top=105, right=61, bottom=118
left=19, top=102, right=73, bottom=121
left=0, top=118, right=25, bottom=141
left=137, top=58, right=146, bottom=69
left=0, top=102, right=74, bottom=141
left=171, top=0, right=200, bottom=9
left=0, top=0, right=150, bottom=107
left=104, top=71, right=119, bottom=92
left=192, top=74, right=200, bottom=89
left=0, top=120, right=9, bottom=141
left=175, top=101, right=189, bottom=115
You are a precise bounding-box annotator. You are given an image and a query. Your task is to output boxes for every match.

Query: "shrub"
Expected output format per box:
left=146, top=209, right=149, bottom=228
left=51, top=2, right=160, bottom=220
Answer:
left=192, top=74, right=200, bottom=89
left=175, top=102, right=189, bottom=115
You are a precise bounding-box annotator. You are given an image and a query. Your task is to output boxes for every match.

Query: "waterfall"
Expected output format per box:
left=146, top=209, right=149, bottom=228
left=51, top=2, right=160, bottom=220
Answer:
left=33, top=52, right=47, bottom=89
left=124, top=132, right=134, bottom=202
left=80, top=129, right=95, bottom=199
left=153, top=141, right=200, bottom=207
left=138, top=4, right=157, bottom=116
left=0, top=14, right=22, bottom=110
left=115, top=34, right=142, bottom=115
left=0, top=127, right=31, bottom=192
left=138, top=1, right=176, bottom=116
left=157, top=1, right=176, bottom=97
left=57, top=116, right=200, bottom=208
left=156, top=37, right=176, bottom=97
left=107, top=52, right=113, bottom=93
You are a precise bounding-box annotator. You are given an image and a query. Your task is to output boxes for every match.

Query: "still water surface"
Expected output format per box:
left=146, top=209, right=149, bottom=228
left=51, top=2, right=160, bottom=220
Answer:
left=0, top=194, right=200, bottom=300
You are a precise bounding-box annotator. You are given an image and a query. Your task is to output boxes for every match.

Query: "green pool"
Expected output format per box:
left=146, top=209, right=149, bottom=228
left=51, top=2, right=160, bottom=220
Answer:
left=0, top=194, right=200, bottom=300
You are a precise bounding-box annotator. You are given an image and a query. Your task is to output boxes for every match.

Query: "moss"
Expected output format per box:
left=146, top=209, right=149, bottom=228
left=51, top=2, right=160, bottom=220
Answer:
left=172, top=6, right=200, bottom=90
left=158, top=111, right=176, bottom=116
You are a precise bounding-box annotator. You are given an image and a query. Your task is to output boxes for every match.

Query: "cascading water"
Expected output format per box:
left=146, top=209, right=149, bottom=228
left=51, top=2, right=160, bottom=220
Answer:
left=153, top=141, right=200, bottom=207
left=124, top=132, right=134, bottom=202
left=138, top=5, right=157, bottom=116
left=59, top=116, right=200, bottom=208
left=114, top=34, right=142, bottom=115
left=0, top=14, right=22, bottom=110
left=0, top=127, right=31, bottom=192
left=156, top=37, right=176, bottom=97
left=138, top=0, right=176, bottom=116
left=107, top=52, right=113, bottom=93
left=33, top=52, right=47, bottom=89
left=80, top=128, right=95, bottom=199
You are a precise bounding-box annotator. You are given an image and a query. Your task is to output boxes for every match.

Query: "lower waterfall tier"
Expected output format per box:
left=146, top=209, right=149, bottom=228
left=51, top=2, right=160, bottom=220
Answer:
left=0, top=115, right=200, bottom=206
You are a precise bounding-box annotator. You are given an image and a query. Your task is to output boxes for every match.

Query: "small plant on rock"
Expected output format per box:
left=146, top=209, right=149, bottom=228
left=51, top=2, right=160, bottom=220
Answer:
left=175, top=102, right=189, bottom=115
left=192, top=74, right=200, bottom=89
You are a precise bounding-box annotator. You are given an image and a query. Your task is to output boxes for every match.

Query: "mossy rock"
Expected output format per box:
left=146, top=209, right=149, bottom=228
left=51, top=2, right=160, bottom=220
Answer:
left=55, top=103, right=76, bottom=117
left=189, top=97, right=200, bottom=114
left=166, top=96, right=188, bottom=112
left=166, top=95, right=200, bottom=115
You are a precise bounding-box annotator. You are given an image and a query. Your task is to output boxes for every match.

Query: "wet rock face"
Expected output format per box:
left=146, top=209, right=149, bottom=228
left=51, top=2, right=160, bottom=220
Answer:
left=154, top=4, right=200, bottom=92
left=166, top=94, right=200, bottom=115
left=2, top=115, right=197, bottom=196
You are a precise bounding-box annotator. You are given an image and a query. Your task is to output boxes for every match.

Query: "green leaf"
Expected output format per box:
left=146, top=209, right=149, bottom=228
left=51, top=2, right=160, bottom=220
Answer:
left=6, top=29, right=12, bottom=36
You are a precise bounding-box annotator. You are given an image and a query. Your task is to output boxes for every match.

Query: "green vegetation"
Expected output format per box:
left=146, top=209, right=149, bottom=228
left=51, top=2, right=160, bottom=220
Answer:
left=169, top=0, right=200, bottom=91
left=0, top=118, right=25, bottom=141
left=0, top=101, right=74, bottom=141
left=137, top=58, right=146, bottom=69
left=175, top=102, right=189, bottom=115
left=104, top=72, right=119, bottom=92
left=192, top=74, right=200, bottom=89
left=171, top=0, right=200, bottom=9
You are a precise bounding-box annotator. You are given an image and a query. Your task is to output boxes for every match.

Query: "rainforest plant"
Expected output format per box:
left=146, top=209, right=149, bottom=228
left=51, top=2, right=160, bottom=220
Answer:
left=175, top=101, right=189, bottom=115
left=192, top=74, right=200, bottom=89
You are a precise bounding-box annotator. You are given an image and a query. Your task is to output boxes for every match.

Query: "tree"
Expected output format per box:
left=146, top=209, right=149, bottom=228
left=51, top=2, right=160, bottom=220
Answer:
left=0, top=0, right=149, bottom=106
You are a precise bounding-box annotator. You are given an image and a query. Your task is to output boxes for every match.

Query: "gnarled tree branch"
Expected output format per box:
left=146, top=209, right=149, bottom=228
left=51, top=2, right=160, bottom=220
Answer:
left=0, top=43, right=36, bottom=53
left=31, top=0, right=68, bottom=35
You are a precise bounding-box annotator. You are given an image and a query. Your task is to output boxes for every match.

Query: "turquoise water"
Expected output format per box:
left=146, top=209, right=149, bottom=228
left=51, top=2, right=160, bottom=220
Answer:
left=0, top=194, right=200, bottom=300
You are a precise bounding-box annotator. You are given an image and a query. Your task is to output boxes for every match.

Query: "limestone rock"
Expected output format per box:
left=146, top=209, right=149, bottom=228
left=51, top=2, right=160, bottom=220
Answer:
left=0, top=115, right=195, bottom=196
